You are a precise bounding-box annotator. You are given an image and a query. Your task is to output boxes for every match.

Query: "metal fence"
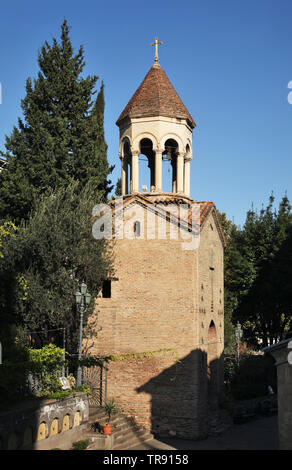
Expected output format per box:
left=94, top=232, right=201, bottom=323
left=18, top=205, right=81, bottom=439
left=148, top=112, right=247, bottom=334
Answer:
left=82, top=365, right=108, bottom=406
left=24, top=328, right=108, bottom=405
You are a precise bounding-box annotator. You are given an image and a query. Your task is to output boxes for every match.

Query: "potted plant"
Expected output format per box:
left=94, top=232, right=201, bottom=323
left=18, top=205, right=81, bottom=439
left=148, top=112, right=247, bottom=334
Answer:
left=102, top=398, right=116, bottom=435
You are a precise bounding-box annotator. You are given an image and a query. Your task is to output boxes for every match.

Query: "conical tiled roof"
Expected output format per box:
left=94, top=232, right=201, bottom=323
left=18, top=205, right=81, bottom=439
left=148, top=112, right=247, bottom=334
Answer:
left=116, top=63, right=196, bottom=129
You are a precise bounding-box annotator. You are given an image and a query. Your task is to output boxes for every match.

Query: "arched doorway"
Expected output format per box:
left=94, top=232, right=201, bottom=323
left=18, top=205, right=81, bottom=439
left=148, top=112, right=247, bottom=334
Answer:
left=207, top=320, right=218, bottom=404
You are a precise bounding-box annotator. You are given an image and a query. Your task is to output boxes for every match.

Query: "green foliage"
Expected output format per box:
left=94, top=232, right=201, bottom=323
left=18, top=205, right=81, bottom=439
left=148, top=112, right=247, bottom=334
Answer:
left=0, top=182, right=113, bottom=351
left=73, top=385, right=92, bottom=398
left=1, top=343, right=95, bottom=400
left=0, top=20, right=112, bottom=223
left=0, top=22, right=113, bottom=403
left=28, top=344, right=65, bottom=372
left=224, top=353, right=277, bottom=400
left=235, top=194, right=292, bottom=346
left=217, top=211, right=247, bottom=352
left=28, top=344, right=65, bottom=395
left=42, top=390, right=71, bottom=400
left=103, top=398, right=116, bottom=423
left=72, top=439, right=89, bottom=450
left=115, top=178, right=122, bottom=197
left=220, top=193, right=292, bottom=348
left=69, top=354, right=110, bottom=369
left=0, top=340, right=31, bottom=405
left=0, top=221, right=18, bottom=258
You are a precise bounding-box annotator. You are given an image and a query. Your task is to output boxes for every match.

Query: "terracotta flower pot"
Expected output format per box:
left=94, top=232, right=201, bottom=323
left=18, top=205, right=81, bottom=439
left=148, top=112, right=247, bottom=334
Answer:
left=102, top=424, right=112, bottom=435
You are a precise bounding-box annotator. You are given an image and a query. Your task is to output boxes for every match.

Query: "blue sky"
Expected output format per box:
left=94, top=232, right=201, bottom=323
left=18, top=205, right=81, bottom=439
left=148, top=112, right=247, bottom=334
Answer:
left=0, top=0, right=292, bottom=226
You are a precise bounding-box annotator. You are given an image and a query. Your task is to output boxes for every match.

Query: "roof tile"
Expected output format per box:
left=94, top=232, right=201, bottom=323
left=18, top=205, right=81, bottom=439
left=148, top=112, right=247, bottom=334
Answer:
left=116, top=64, right=196, bottom=128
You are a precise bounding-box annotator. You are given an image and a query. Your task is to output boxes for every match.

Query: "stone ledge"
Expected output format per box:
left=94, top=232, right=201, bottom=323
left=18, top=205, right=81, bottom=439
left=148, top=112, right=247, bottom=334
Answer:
left=0, top=392, right=89, bottom=450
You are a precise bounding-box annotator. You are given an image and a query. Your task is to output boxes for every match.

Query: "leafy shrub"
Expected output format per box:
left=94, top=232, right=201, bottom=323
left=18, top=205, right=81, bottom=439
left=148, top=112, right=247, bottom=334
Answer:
left=72, top=439, right=89, bottom=450
left=28, top=344, right=65, bottom=396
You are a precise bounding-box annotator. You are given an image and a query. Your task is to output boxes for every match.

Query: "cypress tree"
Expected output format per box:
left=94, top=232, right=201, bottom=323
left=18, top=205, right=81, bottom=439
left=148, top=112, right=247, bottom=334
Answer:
left=0, top=20, right=112, bottom=222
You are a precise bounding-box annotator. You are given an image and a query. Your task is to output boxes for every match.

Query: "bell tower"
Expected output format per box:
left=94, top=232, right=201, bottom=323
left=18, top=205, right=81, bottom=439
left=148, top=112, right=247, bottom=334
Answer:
left=89, top=38, right=225, bottom=443
left=116, top=39, right=196, bottom=198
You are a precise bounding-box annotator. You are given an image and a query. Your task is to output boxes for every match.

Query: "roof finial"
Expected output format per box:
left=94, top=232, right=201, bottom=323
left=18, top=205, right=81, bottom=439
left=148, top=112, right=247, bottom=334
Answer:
left=151, top=37, right=163, bottom=63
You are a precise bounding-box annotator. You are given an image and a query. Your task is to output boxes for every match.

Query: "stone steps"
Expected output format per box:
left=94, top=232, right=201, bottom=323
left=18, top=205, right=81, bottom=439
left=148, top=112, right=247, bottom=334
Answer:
left=86, top=406, right=154, bottom=450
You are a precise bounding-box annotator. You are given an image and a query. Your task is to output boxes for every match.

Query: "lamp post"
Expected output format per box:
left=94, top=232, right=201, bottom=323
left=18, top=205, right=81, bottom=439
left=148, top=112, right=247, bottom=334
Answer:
left=75, top=281, right=91, bottom=387
left=235, top=322, right=243, bottom=367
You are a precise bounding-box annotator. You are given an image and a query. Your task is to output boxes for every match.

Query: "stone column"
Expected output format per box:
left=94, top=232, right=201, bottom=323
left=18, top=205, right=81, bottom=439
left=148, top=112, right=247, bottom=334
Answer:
left=155, top=149, right=163, bottom=192
left=184, top=158, right=191, bottom=196
left=263, top=340, right=292, bottom=450
left=171, top=158, right=177, bottom=193
left=176, top=153, right=184, bottom=193
left=121, top=157, right=126, bottom=196
left=131, top=151, right=139, bottom=193
left=125, top=158, right=129, bottom=195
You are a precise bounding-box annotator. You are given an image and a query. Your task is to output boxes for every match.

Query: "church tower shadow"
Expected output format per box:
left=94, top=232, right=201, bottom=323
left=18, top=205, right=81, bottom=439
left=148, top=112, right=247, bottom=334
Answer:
left=136, top=349, right=224, bottom=441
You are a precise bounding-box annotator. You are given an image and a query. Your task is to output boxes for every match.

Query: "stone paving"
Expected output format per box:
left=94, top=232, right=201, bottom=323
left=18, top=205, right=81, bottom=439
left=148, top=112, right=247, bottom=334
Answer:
left=128, top=414, right=278, bottom=451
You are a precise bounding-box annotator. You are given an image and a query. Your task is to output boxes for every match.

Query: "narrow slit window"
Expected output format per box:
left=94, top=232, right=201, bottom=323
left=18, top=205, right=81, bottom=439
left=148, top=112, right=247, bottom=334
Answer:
left=133, top=221, right=141, bottom=237
left=102, top=280, right=111, bottom=298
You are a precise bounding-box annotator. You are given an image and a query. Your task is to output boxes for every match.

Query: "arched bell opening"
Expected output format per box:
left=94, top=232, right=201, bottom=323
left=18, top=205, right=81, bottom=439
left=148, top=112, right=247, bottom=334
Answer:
left=162, top=139, right=179, bottom=193
left=122, top=138, right=131, bottom=195
left=139, top=138, right=155, bottom=192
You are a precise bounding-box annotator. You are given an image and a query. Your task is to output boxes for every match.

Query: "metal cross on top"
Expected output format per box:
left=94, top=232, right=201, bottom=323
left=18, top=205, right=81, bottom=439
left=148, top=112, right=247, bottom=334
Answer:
left=151, top=37, right=163, bottom=63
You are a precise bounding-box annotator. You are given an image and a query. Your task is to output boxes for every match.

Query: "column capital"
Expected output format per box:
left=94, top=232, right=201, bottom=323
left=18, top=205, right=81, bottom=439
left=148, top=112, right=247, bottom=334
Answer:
left=131, top=150, right=139, bottom=157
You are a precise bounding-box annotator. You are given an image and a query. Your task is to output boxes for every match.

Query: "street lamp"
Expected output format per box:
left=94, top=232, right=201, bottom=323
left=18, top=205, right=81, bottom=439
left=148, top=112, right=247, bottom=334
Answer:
left=75, top=281, right=91, bottom=387
left=235, top=322, right=243, bottom=367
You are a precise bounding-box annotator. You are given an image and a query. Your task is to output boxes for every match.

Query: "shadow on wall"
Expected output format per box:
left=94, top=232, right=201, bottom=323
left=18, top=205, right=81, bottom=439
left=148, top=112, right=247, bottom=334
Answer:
left=136, top=348, right=224, bottom=441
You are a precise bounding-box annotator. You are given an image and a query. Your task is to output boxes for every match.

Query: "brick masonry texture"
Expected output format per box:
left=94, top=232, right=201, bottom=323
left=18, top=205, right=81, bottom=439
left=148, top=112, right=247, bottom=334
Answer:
left=85, top=199, right=224, bottom=439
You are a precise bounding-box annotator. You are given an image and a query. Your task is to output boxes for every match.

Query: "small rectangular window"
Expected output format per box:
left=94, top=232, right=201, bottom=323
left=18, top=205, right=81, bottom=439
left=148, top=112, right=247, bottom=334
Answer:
left=102, top=280, right=111, bottom=298
left=133, top=221, right=141, bottom=237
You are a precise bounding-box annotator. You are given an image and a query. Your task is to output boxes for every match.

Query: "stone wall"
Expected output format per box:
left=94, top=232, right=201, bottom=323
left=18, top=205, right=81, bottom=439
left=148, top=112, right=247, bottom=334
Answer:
left=263, top=339, right=292, bottom=450
left=0, top=392, right=89, bottom=450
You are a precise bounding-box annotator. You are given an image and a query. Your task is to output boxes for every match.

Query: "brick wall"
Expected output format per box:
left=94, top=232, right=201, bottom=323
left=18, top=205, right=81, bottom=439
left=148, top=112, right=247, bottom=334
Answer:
left=86, top=201, right=224, bottom=439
